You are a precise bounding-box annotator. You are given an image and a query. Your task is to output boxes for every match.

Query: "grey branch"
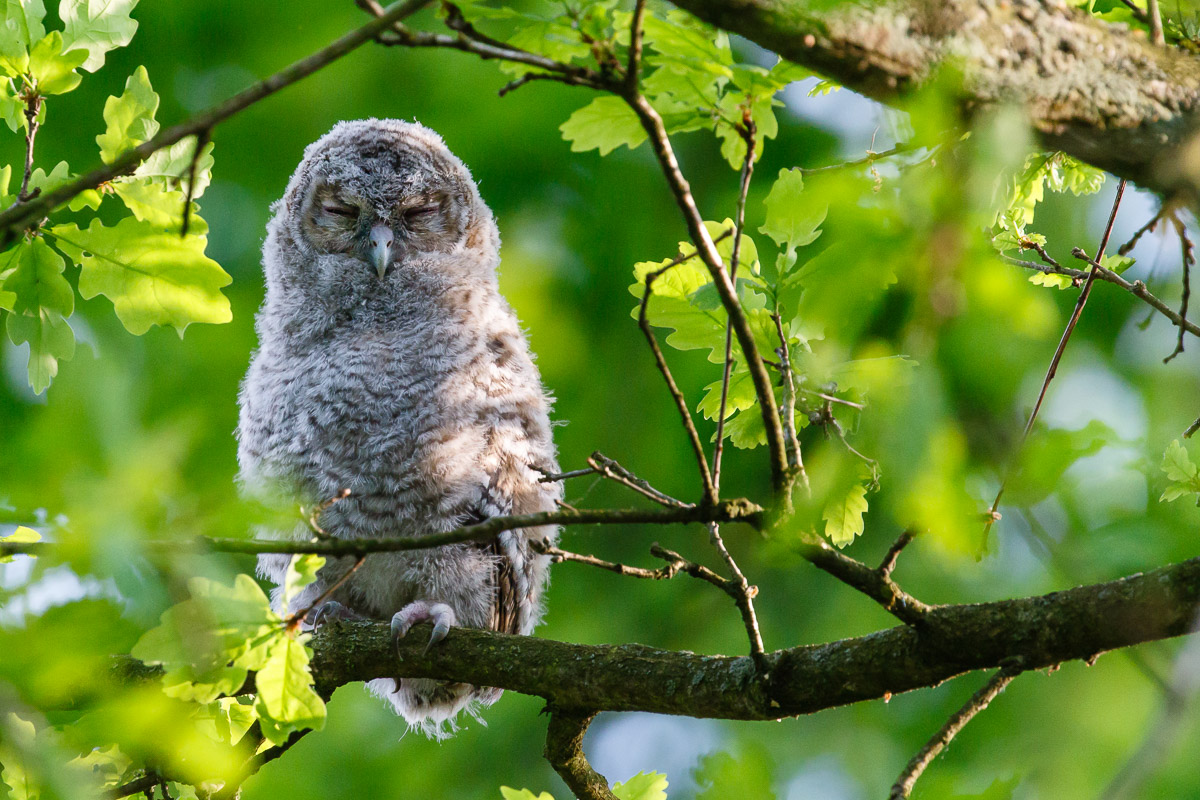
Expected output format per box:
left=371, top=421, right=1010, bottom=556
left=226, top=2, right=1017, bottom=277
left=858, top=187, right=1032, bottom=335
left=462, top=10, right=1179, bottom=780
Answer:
left=296, top=554, right=1200, bottom=719
left=666, top=0, right=1200, bottom=197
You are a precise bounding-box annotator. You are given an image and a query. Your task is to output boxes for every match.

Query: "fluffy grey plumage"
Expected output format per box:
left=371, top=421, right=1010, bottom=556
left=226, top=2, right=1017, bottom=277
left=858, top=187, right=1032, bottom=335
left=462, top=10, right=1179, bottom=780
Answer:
left=237, top=119, right=561, bottom=738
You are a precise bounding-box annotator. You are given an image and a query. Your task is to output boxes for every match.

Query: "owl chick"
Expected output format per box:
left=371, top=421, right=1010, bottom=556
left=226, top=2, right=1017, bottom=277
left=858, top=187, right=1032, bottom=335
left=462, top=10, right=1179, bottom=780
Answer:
left=237, top=119, right=562, bottom=739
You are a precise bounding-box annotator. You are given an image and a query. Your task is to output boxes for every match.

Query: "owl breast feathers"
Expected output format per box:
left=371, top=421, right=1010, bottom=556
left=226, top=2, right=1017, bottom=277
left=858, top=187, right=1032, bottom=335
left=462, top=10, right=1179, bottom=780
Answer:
left=236, top=119, right=562, bottom=739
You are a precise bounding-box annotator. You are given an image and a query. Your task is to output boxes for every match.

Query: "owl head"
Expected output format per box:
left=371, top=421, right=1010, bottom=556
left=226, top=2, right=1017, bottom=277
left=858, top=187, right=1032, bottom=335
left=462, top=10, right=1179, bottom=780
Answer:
left=265, top=119, right=500, bottom=301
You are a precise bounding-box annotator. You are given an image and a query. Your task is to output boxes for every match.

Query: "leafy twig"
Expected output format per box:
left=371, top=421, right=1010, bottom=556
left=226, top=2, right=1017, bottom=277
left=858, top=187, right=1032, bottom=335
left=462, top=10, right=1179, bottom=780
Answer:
left=0, top=0, right=438, bottom=243
left=1164, top=214, right=1193, bottom=362
left=16, top=92, right=43, bottom=205
left=985, top=179, right=1128, bottom=534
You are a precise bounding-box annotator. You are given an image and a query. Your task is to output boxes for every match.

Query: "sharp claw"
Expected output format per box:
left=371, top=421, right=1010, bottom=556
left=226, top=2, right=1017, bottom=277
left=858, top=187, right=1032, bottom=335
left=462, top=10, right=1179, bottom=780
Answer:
left=425, top=620, right=450, bottom=654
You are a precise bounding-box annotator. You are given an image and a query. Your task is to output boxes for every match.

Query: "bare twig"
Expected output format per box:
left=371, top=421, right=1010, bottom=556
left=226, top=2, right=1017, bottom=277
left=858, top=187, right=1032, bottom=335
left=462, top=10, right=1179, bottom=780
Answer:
left=796, top=533, right=932, bottom=625
left=16, top=93, right=43, bottom=205
left=985, top=179, right=1127, bottom=535
left=537, top=467, right=598, bottom=482
left=496, top=71, right=599, bottom=96
left=704, top=524, right=767, bottom=667
left=1116, top=0, right=1151, bottom=23
left=878, top=530, right=916, bottom=578
left=0, top=0, right=437, bottom=243
left=178, top=128, right=211, bottom=237
left=587, top=452, right=692, bottom=509
left=799, top=142, right=910, bottom=174
left=889, top=666, right=1022, bottom=799
left=544, top=709, right=616, bottom=800
left=1164, top=214, right=1193, bottom=362
left=534, top=540, right=680, bottom=579
left=639, top=237, right=730, bottom=505
left=1186, top=417, right=1200, bottom=438
left=713, top=115, right=757, bottom=492
left=1119, top=208, right=1166, bottom=255
left=772, top=311, right=804, bottom=478
left=1, top=501, right=764, bottom=559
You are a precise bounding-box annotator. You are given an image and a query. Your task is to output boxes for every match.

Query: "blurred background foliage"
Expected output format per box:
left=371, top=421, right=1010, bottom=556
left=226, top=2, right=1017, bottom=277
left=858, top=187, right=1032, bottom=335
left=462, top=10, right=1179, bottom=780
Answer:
left=1, top=0, right=1199, bottom=798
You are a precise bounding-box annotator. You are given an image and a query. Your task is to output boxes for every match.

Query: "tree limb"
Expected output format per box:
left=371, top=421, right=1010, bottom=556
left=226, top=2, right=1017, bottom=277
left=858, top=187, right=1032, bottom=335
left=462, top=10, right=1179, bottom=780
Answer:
left=666, top=0, right=1200, bottom=198
left=299, top=555, right=1200, bottom=720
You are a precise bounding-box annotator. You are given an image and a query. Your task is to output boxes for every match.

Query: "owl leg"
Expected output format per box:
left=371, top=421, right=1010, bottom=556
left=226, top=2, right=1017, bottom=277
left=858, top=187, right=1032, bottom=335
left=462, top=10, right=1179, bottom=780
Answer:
left=391, top=601, right=456, bottom=654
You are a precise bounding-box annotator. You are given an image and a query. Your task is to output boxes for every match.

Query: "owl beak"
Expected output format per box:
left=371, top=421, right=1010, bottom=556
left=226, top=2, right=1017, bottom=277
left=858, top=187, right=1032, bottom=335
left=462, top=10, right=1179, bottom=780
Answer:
left=369, top=223, right=394, bottom=279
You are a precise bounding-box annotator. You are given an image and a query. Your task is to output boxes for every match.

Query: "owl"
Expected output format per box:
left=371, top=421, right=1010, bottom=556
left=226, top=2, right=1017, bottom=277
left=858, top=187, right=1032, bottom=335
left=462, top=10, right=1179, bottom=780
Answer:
left=236, top=119, right=562, bottom=739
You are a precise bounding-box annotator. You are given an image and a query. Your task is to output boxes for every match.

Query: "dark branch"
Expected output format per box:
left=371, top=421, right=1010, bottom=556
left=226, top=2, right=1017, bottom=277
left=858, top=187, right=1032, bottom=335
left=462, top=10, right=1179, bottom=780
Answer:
left=544, top=709, right=615, bottom=800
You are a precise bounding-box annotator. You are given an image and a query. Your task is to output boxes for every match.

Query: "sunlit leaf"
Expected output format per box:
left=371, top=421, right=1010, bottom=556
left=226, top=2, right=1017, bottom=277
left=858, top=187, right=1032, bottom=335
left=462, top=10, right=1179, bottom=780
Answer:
left=282, top=553, right=325, bottom=614
left=560, top=96, right=646, bottom=156
left=96, top=64, right=158, bottom=163
left=49, top=216, right=231, bottom=335
left=614, top=771, right=669, bottom=800
left=822, top=483, right=869, bottom=547
left=59, top=0, right=139, bottom=72
left=254, top=634, right=326, bottom=746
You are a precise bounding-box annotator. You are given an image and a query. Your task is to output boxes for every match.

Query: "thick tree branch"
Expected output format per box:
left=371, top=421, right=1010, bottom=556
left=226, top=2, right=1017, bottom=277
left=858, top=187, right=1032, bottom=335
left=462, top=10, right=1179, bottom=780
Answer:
left=544, top=709, right=615, bottom=800
left=666, top=0, right=1200, bottom=197
left=298, top=555, right=1200, bottom=720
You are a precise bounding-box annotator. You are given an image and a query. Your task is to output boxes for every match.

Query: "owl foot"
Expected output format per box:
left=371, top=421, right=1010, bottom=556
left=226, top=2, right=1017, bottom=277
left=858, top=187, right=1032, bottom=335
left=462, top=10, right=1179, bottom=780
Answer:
left=311, top=600, right=364, bottom=629
left=391, top=601, right=456, bottom=655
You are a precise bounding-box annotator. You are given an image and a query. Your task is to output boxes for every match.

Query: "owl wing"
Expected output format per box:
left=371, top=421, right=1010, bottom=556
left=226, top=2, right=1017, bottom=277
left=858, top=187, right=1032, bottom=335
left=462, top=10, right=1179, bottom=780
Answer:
left=465, top=470, right=528, bottom=635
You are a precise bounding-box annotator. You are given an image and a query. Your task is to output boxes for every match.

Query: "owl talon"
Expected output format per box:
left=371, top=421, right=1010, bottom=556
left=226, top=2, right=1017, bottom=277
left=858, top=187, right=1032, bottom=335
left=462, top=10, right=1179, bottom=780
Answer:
left=391, top=601, right=456, bottom=655
left=311, top=600, right=362, bottom=629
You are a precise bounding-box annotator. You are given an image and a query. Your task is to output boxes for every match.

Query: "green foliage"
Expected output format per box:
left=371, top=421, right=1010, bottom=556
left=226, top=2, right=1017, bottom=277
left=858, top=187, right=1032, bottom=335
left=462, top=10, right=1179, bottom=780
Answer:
left=130, top=574, right=326, bottom=753
left=0, top=0, right=227, bottom=394
left=614, top=771, right=669, bottom=800
left=822, top=482, right=869, bottom=547
left=499, top=788, right=556, bottom=800
left=693, top=748, right=775, bottom=800
left=1159, top=439, right=1200, bottom=503
left=0, top=524, right=39, bottom=562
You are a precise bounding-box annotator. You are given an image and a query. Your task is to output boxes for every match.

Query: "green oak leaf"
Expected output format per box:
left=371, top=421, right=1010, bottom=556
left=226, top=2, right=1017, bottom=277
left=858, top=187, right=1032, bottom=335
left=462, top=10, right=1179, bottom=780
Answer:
left=0, top=77, right=22, bottom=130
left=25, top=159, right=69, bottom=197
left=614, top=771, right=669, bottom=800
left=27, top=31, right=86, bottom=94
left=112, top=178, right=197, bottom=230
left=135, top=136, right=214, bottom=198
left=254, top=634, right=326, bottom=746
left=6, top=305, right=73, bottom=394
left=59, top=0, right=138, bottom=72
left=281, top=553, right=326, bottom=614
left=499, top=789, right=555, bottom=800
left=0, top=0, right=45, bottom=68
left=1, top=237, right=73, bottom=316
left=97, top=64, right=158, bottom=163
left=822, top=483, right=869, bottom=547
left=1160, top=439, right=1200, bottom=503
left=49, top=216, right=231, bottom=335
left=760, top=168, right=826, bottom=258
left=560, top=96, right=646, bottom=156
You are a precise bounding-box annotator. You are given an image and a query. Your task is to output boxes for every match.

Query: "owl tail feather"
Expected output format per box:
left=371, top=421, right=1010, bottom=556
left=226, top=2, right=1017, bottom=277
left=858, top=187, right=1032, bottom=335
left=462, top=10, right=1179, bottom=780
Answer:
left=368, top=677, right=502, bottom=740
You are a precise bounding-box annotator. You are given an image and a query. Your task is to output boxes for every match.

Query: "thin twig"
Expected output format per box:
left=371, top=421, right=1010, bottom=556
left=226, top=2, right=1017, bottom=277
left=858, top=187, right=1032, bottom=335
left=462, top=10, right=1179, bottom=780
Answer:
left=796, top=532, right=932, bottom=625
left=1186, top=417, right=1200, bottom=438
left=0, top=0, right=437, bottom=243
left=889, top=666, right=1022, bottom=799
left=544, top=709, right=616, bottom=800
left=1119, top=208, right=1166, bottom=255
left=16, top=93, right=43, bottom=204
left=985, top=179, right=1127, bottom=535
left=1004, top=254, right=1200, bottom=340
left=799, top=142, right=910, bottom=174
left=704, top=524, right=767, bottom=668
left=1116, top=0, right=1151, bottom=22
left=1164, top=214, right=1193, bottom=362
left=618, top=28, right=789, bottom=494
left=625, top=0, right=648, bottom=96
left=772, top=311, right=804, bottom=478
left=178, top=128, right=211, bottom=237
left=587, top=452, right=692, bottom=508
left=878, top=530, right=916, bottom=578
left=286, top=555, right=366, bottom=632
left=533, top=540, right=680, bottom=580
left=639, top=237, right=730, bottom=506
left=1, top=502, right=764, bottom=559
left=538, top=467, right=598, bottom=482
left=496, top=71, right=598, bottom=96
left=713, top=117, right=757, bottom=492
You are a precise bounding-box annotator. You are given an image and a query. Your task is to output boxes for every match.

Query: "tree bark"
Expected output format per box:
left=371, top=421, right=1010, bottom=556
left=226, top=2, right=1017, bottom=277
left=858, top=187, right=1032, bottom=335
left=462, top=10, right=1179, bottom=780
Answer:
left=306, top=554, right=1200, bottom=720
left=669, top=0, right=1200, bottom=197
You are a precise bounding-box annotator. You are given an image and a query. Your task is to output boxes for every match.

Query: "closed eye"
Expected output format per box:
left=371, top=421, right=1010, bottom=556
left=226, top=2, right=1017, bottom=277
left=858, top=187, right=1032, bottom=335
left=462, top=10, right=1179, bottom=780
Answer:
left=323, top=205, right=358, bottom=218
left=406, top=204, right=440, bottom=218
